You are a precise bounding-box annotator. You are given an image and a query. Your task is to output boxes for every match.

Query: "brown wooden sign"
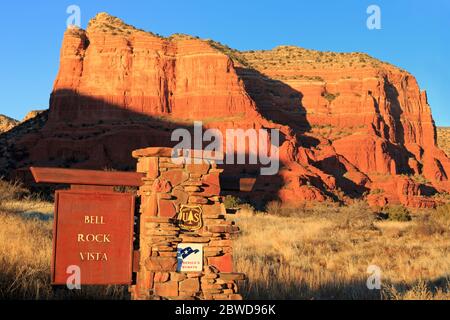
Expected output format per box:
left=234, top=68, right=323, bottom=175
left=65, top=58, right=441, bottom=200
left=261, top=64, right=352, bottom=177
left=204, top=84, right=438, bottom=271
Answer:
left=29, top=167, right=140, bottom=286
left=52, top=190, right=135, bottom=285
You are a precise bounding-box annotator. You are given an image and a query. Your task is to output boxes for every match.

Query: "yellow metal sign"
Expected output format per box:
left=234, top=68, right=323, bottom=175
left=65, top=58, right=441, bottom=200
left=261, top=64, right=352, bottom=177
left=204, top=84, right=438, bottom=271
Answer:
left=177, top=205, right=203, bottom=231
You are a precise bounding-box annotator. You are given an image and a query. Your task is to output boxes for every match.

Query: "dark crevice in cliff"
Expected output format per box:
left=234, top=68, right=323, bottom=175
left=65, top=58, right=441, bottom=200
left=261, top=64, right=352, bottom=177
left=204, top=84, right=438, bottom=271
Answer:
left=235, top=67, right=311, bottom=135
left=384, top=77, right=405, bottom=146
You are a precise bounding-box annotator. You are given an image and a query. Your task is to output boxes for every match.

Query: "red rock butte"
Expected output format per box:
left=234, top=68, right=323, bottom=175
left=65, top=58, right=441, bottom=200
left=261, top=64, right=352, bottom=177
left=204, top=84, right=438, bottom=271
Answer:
left=6, top=13, right=450, bottom=208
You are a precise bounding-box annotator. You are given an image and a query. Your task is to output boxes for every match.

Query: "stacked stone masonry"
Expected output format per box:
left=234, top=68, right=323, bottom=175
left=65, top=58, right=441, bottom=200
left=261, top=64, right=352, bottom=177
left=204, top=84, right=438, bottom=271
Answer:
left=130, top=147, right=245, bottom=300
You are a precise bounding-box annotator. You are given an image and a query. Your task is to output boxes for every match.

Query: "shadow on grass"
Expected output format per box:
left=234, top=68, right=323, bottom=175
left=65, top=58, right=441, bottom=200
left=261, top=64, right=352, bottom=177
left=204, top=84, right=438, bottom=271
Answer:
left=239, top=274, right=450, bottom=300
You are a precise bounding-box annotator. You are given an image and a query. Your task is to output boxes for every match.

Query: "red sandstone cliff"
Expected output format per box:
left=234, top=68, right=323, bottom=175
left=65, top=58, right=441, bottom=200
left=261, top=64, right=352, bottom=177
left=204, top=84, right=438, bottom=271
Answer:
left=51, top=15, right=257, bottom=122
left=7, top=13, right=450, bottom=208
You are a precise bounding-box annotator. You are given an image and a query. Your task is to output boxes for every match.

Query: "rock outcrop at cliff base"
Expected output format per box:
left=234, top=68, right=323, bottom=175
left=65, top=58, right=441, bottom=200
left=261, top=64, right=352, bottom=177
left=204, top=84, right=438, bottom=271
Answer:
left=5, top=13, right=450, bottom=208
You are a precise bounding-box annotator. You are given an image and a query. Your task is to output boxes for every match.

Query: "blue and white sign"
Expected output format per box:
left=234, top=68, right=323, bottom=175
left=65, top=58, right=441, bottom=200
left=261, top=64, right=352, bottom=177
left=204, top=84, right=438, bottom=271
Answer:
left=177, top=243, right=203, bottom=272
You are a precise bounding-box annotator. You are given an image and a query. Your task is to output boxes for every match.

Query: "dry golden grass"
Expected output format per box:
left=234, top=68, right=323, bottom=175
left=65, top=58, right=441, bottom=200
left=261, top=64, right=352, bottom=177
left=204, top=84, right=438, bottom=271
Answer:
left=1, top=179, right=449, bottom=300
left=0, top=180, right=128, bottom=300
left=437, top=127, right=450, bottom=157
left=233, top=202, right=450, bottom=300
left=0, top=203, right=128, bottom=299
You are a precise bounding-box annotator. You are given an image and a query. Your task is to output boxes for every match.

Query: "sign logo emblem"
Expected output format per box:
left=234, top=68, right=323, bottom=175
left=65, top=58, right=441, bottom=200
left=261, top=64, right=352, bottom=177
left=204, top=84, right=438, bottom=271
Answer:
left=177, top=205, right=203, bottom=231
left=177, top=243, right=203, bottom=272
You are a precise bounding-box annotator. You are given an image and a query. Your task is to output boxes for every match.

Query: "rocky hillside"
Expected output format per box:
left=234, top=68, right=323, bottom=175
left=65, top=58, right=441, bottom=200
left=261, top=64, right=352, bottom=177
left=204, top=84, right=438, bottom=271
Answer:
left=0, top=111, right=48, bottom=177
left=0, top=110, right=47, bottom=134
left=4, top=13, right=450, bottom=208
left=0, top=115, right=18, bottom=133
left=21, top=110, right=47, bottom=123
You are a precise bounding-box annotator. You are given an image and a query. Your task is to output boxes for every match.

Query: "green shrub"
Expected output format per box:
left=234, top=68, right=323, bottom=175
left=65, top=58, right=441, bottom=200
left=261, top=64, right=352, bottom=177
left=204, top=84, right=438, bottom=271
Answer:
left=223, top=195, right=241, bottom=209
left=322, top=92, right=340, bottom=102
left=386, top=205, right=412, bottom=222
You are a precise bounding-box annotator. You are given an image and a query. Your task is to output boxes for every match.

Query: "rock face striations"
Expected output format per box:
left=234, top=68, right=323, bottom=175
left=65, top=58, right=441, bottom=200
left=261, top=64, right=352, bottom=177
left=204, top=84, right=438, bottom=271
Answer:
left=5, top=13, right=450, bottom=208
left=51, top=14, right=256, bottom=122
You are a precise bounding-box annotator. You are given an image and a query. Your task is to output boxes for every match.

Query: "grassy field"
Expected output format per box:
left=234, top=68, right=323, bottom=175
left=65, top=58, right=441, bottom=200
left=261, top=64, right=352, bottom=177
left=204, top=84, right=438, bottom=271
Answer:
left=233, top=202, right=450, bottom=300
left=0, top=180, right=449, bottom=300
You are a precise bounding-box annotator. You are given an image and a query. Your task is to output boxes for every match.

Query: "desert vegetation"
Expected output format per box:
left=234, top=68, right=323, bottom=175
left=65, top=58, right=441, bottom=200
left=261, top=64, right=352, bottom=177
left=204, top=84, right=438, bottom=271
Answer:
left=237, top=45, right=395, bottom=71
left=86, top=12, right=159, bottom=37
left=0, top=179, right=128, bottom=300
left=0, top=179, right=449, bottom=300
left=233, top=200, right=450, bottom=300
left=437, top=127, right=450, bottom=157
left=310, top=124, right=364, bottom=142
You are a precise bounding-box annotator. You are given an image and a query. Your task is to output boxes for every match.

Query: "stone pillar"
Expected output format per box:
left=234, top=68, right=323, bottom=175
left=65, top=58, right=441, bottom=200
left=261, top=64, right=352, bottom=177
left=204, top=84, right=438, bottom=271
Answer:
left=130, top=147, right=245, bottom=300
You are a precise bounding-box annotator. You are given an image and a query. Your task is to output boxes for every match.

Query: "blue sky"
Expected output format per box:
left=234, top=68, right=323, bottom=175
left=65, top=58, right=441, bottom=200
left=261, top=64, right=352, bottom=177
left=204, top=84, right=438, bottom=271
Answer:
left=0, top=0, right=449, bottom=125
